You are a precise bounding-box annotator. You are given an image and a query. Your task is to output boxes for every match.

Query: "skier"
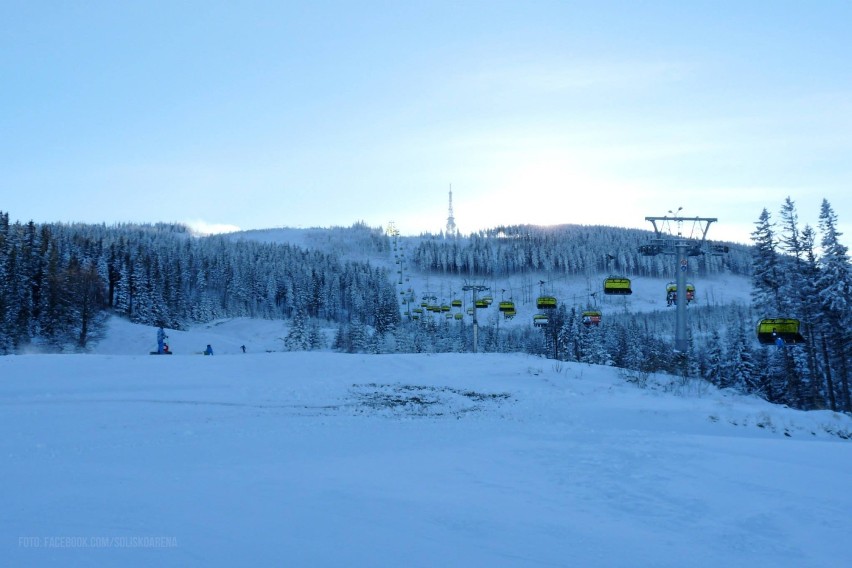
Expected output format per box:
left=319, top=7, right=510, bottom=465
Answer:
left=205, top=344, right=214, bottom=356
left=775, top=335, right=785, bottom=350
left=240, top=345, right=246, bottom=353
left=157, top=326, right=166, bottom=354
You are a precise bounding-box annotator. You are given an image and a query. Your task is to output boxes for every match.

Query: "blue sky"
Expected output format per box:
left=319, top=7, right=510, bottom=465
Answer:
left=2, top=1, right=850, bottom=244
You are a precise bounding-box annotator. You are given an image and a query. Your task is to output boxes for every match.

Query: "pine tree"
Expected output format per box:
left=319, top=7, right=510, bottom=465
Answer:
left=373, top=285, right=400, bottom=337
left=815, top=200, right=852, bottom=411
left=790, top=225, right=825, bottom=408
left=777, top=197, right=805, bottom=315
left=308, top=320, right=327, bottom=351
left=332, top=323, right=349, bottom=352
left=751, top=208, right=782, bottom=314
left=68, top=257, right=107, bottom=348
left=349, top=318, right=369, bottom=353
left=285, top=309, right=310, bottom=351
left=704, top=330, right=726, bottom=388
left=727, top=324, right=760, bottom=396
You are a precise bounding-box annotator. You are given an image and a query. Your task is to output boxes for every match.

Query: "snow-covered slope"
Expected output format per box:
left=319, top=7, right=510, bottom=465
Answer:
left=2, top=318, right=850, bottom=567
left=229, top=226, right=754, bottom=330
left=94, top=317, right=292, bottom=356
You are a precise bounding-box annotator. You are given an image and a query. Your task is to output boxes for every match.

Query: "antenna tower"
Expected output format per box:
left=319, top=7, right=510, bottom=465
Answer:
left=446, top=184, right=457, bottom=235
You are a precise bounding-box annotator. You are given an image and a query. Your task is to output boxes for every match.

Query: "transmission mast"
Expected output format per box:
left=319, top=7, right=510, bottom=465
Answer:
left=640, top=209, right=728, bottom=352
left=446, top=184, right=457, bottom=236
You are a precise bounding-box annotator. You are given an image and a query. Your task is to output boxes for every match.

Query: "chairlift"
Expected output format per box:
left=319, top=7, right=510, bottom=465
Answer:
left=603, top=277, right=632, bottom=295
left=665, top=282, right=695, bottom=306
left=756, top=318, right=804, bottom=345
left=581, top=310, right=602, bottom=326
left=533, top=314, right=549, bottom=327
left=536, top=295, right=557, bottom=310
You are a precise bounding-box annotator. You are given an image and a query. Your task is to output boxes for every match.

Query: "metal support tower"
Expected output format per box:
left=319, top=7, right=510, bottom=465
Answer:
left=446, top=184, right=457, bottom=236
left=462, top=282, right=488, bottom=353
left=641, top=212, right=723, bottom=353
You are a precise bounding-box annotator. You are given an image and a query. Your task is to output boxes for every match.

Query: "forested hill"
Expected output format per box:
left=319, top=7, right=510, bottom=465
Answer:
left=229, top=221, right=391, bottom=262
left=0, top=215, right=399, bottom=353
left=2, top=205, right=850, bottom=414
left=409, top=224, right=752, bottom=278
left=0, top=215, right=751, bottom=356
left=232, top=222, right=752, bottom=278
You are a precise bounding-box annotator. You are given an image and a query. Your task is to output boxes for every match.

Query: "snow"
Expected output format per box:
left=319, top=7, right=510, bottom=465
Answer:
left=229, top=227, right=755, bottom=331
left=2, top=317, right=851, bottom=567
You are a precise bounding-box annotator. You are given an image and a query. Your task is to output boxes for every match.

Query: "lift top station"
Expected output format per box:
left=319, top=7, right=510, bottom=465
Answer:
left=640, top=209, right=728, bottom=352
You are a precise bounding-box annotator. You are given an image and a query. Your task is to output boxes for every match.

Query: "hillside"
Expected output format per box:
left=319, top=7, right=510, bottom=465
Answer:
left=229, top=224, right=754, bottom=330
left=4, top=216, right=848, bottom=414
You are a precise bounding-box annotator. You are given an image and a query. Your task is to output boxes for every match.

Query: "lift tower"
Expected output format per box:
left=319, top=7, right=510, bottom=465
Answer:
left=640, top=212, right=727, bottom=352
left=462, top=282, right=489, bottom=353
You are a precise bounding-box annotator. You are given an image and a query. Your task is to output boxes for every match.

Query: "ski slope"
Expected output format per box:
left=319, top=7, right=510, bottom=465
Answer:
left=2, top=318, right=851, bottom=567
left=229, top=226, right=755, bottom=330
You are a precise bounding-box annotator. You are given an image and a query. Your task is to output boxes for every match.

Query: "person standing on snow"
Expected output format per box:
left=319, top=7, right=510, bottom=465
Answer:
left=157, top=326, right=167, bottom=354
left=205, top=344, right=214, bottom=356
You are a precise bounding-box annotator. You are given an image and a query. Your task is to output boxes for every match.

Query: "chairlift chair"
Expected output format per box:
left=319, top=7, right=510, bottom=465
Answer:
left=581, top=310, right=602, bottom=326
left=603, top=277, right=632, bottom=295
left=756, top=318, right=804, bottom=345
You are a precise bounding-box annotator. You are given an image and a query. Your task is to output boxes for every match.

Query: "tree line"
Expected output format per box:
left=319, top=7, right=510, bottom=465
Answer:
left=0, top=214, right=399, bottom=353
left=409, top=224, right=752, bottom=278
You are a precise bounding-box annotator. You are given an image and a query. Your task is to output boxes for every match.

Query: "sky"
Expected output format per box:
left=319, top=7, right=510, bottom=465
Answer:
left=2, top=316, right=851, bottom=566
left=2, top=1, right=851, bottom=244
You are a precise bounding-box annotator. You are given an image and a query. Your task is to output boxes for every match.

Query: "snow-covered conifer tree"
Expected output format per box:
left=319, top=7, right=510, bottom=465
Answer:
left=285, top=309, right=310, bottom=351
left=815, top=200, right=852, bottom=411
left=704, top=329, right=726, bottom=388
left=751, top=208, right=782, bottom=314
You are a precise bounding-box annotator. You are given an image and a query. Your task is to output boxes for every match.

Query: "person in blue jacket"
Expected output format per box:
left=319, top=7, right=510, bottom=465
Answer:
left=204, top=344, right=214, bottom=356
left=157, top=326, right=166, bottom=354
